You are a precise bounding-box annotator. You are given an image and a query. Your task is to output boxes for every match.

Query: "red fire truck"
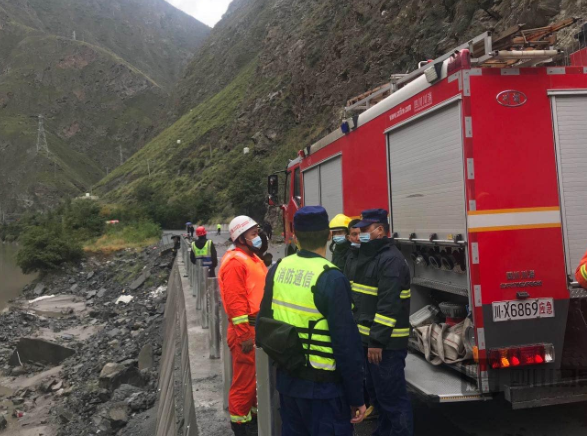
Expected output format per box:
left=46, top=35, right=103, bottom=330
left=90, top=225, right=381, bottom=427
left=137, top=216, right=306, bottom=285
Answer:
left=267, top=22, right=587, bottom=408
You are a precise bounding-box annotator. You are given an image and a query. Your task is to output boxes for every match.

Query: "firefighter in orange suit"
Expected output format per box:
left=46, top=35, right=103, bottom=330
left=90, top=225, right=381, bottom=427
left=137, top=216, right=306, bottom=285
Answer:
left=576, top=249, right=587, bottom=289
left=219, top=216, right=268, bottom=436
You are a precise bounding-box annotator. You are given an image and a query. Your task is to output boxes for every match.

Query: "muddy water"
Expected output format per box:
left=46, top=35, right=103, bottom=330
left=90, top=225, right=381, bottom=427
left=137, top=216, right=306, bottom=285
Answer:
left=0, top=243, right=35, bottom=311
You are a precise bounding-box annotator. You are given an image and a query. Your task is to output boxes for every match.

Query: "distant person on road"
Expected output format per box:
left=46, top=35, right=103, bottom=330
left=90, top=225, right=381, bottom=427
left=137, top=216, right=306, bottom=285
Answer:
left=190, top=226, right=218, bottom=277
left=217, top=223, right=222, bottom=235
left=186, top=222, right=194, bottom=239
left=329, top=214, right=352, bottom=270
left=576, top=248, right=587, bottom=289
left=218, top=216, right=268, bottom=436
left=352, top=209, right=413, bottom=436
left=256, top=206, right=366, bottom=435
left=263, top=222, right=273, bottom=240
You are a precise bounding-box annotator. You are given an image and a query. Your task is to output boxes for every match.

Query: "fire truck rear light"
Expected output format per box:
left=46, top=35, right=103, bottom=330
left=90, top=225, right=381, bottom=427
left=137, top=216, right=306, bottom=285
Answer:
left=488, top=344, right=554, bottom=369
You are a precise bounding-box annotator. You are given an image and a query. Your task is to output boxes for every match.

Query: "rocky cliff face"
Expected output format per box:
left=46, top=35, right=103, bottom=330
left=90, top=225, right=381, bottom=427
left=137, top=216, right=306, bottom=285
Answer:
left=0, top=0, right=209, bottom=214
left=98, top=0, right=587, bottom=220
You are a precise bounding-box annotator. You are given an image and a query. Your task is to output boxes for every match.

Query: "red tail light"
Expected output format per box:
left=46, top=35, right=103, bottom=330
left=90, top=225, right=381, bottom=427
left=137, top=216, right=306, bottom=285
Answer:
left=488, top=344, right=554, bottom=369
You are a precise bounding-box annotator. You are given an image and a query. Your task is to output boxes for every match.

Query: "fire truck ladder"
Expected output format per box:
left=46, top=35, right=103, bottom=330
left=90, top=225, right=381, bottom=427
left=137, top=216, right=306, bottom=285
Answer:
left=346, top=18, right=580, bottom=114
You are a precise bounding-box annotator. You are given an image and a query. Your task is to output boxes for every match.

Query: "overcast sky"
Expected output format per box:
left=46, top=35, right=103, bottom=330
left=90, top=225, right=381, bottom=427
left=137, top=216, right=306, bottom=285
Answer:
left=165, top=0, right=231, bottom=27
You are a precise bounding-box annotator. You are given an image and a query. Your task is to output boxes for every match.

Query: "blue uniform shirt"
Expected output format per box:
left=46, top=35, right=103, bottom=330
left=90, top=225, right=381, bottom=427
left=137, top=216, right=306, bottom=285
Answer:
left=258, top=250, right=364, bottom=407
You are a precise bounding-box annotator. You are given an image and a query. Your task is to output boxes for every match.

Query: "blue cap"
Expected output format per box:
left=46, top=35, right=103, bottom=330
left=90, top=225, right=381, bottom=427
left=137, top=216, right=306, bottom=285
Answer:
left=353, top=209, right=388, bottom=228
left=294, top=206, right=329, bottom=232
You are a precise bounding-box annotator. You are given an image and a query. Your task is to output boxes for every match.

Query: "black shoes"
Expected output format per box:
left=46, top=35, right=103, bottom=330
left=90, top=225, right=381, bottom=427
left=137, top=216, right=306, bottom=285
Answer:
left=230, top=421, right=258, bottom=436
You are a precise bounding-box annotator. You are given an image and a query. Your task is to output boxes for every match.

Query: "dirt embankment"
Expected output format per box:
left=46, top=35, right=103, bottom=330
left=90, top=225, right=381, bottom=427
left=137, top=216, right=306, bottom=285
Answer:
left=0, top=244, right=175, bottom=436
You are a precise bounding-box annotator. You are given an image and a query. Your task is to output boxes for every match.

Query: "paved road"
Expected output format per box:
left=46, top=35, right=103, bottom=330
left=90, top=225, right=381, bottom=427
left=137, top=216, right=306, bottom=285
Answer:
left=354, top=393, right=587, bottom=436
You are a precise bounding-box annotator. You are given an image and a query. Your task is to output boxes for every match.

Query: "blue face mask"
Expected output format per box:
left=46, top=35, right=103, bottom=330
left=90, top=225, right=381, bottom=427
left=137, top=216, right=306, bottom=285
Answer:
left=359, top=226, right=382, bottom=243
left=332, top=235, right=347, bottom=245
left=359, top=233, right=371, bottom=243
left=248, top=236, right=263, bottom=249
left=351, top=242, right=361, bottom=248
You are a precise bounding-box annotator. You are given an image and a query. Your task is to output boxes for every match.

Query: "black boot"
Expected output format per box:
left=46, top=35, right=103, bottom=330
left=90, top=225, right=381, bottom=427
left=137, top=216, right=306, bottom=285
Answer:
left=231, top=422, right=248, bottom=436
left=245, top=421, right=258, bottom=436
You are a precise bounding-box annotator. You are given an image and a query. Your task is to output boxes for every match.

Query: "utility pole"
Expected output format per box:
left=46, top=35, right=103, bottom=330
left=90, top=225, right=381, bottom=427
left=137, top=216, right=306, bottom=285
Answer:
left=72, top=30, right=76, bottom=41
left=36, top=115, right=49, bottom=155
left=147, top=159, right=151, bottom=178
left=119, top=144, right=123, bottom=165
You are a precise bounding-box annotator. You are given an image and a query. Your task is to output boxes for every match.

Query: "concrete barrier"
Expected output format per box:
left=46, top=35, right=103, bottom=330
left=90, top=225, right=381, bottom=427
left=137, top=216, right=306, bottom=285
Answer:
left=157, top=234, right=279, bottom=436
left=155, top=264, right=197, bottom=436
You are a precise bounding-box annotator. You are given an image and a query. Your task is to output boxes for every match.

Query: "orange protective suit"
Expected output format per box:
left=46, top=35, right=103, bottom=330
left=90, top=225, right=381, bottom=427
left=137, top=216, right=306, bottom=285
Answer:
left=218, top=248, right=268, bottom=425
left=576, top=249, right=587, bottom=289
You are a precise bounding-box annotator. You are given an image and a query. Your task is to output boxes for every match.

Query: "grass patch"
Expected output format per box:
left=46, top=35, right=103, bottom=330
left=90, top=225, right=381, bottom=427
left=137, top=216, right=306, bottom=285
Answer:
left=84, top=219, right=161, bottom=254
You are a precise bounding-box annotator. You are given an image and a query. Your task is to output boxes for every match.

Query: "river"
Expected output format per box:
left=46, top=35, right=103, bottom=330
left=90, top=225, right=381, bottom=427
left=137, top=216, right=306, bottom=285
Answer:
left=0, top=243, right=35, bottom=311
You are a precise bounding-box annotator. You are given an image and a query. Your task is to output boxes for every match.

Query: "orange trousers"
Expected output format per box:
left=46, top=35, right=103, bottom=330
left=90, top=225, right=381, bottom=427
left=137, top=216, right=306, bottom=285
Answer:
left=227, top=326, right=257, bottom=424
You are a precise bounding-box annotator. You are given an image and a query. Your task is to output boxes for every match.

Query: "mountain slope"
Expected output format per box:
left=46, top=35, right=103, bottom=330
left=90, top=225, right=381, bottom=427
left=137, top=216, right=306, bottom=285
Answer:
left=0, top=0, right=210, bottom=214
left=97, top=0, right=587, bottom=225
left=0, top=0, right=209, bottom=90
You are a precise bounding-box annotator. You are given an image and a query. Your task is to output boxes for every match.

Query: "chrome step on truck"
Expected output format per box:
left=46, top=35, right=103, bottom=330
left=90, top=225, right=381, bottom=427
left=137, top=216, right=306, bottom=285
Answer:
left=405, top=351, right=488, bottom=403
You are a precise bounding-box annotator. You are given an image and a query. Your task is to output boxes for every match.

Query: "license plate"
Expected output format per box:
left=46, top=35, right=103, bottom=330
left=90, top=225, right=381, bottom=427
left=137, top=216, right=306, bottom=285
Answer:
left=492, top=298, right=555, bottom=322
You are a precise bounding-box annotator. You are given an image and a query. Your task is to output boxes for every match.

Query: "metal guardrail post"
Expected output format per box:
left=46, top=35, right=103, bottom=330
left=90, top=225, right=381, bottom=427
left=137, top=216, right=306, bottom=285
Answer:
left=195, top=260, right=203, bottom=309
left=221, top=308, right=232, bottom=411
left=201, top=267, right=210, bottom=329
left=208, top=278, right=221, bottom=359
left=256, top=348, right=281, bottom=436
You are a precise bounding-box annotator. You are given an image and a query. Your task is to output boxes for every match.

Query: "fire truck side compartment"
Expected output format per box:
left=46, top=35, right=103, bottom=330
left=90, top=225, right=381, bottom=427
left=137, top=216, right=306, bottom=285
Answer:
left=551, top=93, right=587, bottom=278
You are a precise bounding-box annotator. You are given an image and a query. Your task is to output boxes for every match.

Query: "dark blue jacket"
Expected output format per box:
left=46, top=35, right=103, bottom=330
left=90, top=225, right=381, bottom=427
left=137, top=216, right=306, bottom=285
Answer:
left=258, top=250, right=364, bottom=407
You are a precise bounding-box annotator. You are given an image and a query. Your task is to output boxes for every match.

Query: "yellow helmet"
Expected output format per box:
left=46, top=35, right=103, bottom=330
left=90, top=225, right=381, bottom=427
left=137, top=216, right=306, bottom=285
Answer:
left=329, top=214, right=351, bottom=231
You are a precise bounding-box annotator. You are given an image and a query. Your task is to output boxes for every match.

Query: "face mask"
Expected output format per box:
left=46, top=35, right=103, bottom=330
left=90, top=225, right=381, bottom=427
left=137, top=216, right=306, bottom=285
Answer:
left=359, top=227, right=381, bottom=243
left=247, top=236, right=263, bottom=249
left=359, top=233, right=371, bottom=243
left=351, top=242, right=361, bottom=248
left=332, top=235, right=347, bottom=245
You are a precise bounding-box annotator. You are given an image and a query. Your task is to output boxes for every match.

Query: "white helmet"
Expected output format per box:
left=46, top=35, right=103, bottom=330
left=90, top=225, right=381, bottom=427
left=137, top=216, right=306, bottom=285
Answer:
left=229, top=216, right=258, bottom=241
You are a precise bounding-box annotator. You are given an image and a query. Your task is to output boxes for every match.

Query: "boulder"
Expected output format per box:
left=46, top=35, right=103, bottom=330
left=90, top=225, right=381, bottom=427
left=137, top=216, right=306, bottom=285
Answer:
left=107, top=402, right=129, bottom=429
left=99, top=363, right=145, bottom=391
left=9, top=338, right=76, bottom=367
left=129, top=272, right=150, bottom=291
left=10, top=366, right=27, bottom=376
left=70, top=284, right=79, bottom=292
left=138, top=344, right=153, bottom=371
left=97, top=288, right=107, bottom=298
left=87, top=271, right=95, bottom=280
left=57, top=407, right=73, bottom=424
left=33, top=283, right=46, bottom=296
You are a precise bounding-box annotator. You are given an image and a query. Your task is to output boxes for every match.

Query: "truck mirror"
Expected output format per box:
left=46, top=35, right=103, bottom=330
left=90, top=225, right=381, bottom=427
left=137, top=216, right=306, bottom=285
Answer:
left=268, top=174, right=279, bottom=197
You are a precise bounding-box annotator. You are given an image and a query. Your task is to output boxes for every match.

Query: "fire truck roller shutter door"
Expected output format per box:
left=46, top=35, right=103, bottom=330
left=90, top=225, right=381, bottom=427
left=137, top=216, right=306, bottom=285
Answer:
left=303, top=166, right=320, bottom=206
left=319, top=156, right=343, bottom=219
left=388, top=102, right=466, bottom=241
left=552, top=95, right=587, bottom=278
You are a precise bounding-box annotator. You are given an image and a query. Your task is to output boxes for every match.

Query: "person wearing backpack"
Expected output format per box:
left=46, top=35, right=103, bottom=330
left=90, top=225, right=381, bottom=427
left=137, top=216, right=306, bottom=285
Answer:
left=257, top=206, right=366, bottom=435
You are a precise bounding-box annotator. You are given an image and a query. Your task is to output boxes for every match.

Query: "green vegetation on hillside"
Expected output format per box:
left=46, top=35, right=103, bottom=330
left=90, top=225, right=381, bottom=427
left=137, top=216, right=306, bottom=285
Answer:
left=96, top=59, right=281, bottom=225
left=3, top=200, right=161, bottom=273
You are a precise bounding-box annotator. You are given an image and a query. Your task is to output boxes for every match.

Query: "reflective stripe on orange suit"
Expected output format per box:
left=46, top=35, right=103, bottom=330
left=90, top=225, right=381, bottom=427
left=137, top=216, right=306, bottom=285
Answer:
left=218, top=248, right=268, bottom=424
left=576, top=249, right=587, bottom=289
